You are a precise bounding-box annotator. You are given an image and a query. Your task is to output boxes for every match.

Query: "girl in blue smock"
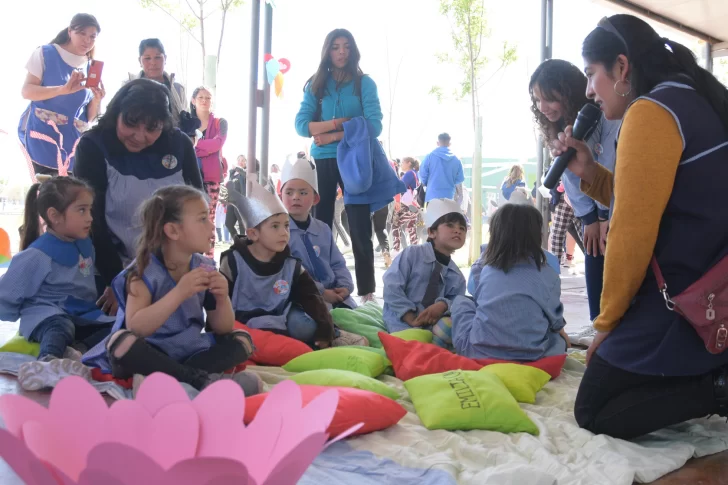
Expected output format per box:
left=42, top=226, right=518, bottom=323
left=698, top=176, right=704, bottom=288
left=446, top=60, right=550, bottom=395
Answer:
left=451, top=204, right=568, bottom=361
left=0, top=177, right=114, bottom=391
left=19, top=14, right=105, bottom=175
left=82, top=185, right=261, bottom=396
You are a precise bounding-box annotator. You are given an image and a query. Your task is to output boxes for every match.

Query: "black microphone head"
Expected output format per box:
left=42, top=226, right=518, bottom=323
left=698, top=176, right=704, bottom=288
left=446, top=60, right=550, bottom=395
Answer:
left=572, top=103, right=602, bottom=140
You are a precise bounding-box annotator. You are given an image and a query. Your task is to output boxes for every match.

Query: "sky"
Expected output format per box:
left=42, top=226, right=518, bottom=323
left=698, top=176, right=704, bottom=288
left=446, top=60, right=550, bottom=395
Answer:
left=0, top=0, right=712, bottom=188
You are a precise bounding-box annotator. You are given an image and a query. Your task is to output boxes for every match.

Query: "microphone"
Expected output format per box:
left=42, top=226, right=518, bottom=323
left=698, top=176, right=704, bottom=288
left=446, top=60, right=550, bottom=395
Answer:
left=542, top=103, right=602, bottom=189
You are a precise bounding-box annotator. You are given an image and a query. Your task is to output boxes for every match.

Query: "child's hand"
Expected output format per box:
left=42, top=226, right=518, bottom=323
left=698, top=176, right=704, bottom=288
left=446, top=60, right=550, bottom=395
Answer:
left=208, top=270, right=229, bottom=300
left=323, top=289, right=344, bottom=304
left=403, top=311, right=418, bottom=327
left=313, top=132, right=336, bottom=146
left=176, top=268, right=211, bottom=300
left=413, top=301, right=448, bottom=327
left=333, top=287, right=350, bottom=300
left=316, top=340, right=331, bottom=349
left=559, top=328, right=572, bottom=349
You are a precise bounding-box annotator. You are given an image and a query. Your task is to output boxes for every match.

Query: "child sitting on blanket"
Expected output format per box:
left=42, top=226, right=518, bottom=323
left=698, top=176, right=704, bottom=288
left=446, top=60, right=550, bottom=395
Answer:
left=451, top=204, right=568, bottom=361
left=279, top=157, right=357, bottom=309
left=383, top=198, right=467, bottom=349
left=220, top=180, right=367, bottom=348
left=0, top=177, right=115, bottom=391
left=82, top=185, right=261, bottom=396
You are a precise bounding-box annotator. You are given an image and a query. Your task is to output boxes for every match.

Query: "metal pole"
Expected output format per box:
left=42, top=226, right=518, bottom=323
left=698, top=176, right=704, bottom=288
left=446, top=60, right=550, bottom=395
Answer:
left=260, top=2, right=273, bottom=184
left=469, top=116, right=483, bottom=265
left=246, top=0, right=261, bottom=196
left=705, top=42, right=714, bottom=72
left=536, top=0, right=553, bottom=248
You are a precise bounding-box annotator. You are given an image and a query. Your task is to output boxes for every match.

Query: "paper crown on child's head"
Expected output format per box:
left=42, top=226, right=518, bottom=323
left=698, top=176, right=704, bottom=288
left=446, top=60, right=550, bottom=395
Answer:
left=281, top=158, right=318, bottom=193
left=225, top=179, right=287, bottom=228
left=506, top=187, right=534, bottom=207
left=424, top=198, right=464, bottom=229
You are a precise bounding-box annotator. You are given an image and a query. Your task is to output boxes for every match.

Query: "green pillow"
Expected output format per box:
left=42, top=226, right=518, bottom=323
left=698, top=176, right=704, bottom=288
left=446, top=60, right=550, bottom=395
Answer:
left=331, top=303, right=387, bottom=348
left=0, top=333, right=40, bottom=357
left=283, top=347, right=388, bottom=377
left=288, top=369, right=400, bottom=400
left=480, top=363, right=551, bottom=404
left=391, top=328, right=433, bottom=343
left=404, top=370, right=539, bottom=435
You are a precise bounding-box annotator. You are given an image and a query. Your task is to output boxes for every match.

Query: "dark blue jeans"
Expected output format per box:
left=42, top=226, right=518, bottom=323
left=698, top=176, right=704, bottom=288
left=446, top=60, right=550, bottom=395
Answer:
left=29, top=314, right=113, bottom=360
left=584, top=252, right=605, bottom=321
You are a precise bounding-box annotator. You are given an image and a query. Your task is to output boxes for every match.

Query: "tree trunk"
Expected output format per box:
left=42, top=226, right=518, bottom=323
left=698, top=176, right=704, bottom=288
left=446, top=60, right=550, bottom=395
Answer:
left=217, top=0, right=228, bottom=70
left=199, top=0, right=206, bottom=83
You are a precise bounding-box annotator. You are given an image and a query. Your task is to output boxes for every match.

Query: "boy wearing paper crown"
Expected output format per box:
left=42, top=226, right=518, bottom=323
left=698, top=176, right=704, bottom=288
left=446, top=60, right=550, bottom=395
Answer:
left=382, top=198, right=467, bottom=349
left=280, top=158, right=357, bottom=310
left=220, top=180, right=367, bottom=348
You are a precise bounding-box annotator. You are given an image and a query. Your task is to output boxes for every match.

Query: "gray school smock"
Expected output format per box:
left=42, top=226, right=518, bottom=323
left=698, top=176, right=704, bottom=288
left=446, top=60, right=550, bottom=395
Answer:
left=228, top=250, right=299, bottom=332
left=382, top=242, right=466, bottom=333
left=0, top=233, right=114, bottom=338
left=83, top=253, right=216, bottom=373
left=288, top=216, right=357, bottom=308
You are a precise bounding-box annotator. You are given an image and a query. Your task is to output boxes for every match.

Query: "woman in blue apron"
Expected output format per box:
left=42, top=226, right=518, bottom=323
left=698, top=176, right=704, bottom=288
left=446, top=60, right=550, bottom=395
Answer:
left=19, top=13, right=104, bottom=176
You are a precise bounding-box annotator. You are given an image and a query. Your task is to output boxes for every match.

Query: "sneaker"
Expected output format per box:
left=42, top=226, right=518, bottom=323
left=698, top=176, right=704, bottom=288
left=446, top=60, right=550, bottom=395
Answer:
left=382, top=251, right=392, bottom=268
left=63, top=347, right=84, bottom=362
left=568, top=326, right=597, bottom=347
left=332, top=329, right=369, bottom=347
left=360, top=293, right=377, bottom=305
left=18, top=358, right=92, bottom=391
left=208, top=370, right=264, bottom=396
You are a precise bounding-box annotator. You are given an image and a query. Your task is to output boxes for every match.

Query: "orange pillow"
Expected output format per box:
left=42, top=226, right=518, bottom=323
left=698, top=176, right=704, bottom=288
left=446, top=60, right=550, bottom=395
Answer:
left=244, top=384, right=407, bottom=436
left=235, top=322, right=312, bottom=366
left=378, top=332, right=566, bottom=381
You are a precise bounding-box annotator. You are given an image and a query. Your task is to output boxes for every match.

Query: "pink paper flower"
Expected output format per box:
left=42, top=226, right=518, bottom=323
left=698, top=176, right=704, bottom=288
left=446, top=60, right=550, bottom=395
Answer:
left=0, top=373, right=361, bottom=484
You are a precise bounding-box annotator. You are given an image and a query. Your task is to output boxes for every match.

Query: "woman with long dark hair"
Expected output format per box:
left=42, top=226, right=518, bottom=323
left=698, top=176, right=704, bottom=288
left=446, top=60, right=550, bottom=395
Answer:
left=553, top=14, right=728, bottom=439
left=74, top=79, right=203, bottom=315
left=295, top=29, right=385, bottom=303
left=19, top=13, right=104, bottom=176
left=529, top=59, right=620, bottom=322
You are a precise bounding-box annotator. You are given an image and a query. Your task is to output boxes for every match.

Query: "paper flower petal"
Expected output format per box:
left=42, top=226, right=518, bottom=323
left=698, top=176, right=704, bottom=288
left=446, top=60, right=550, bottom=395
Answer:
left=23, top=420, right=88, bottom=481
left=0, top=428, right=62, bottom=485
left=146, top=402, right=200, bottom=469
left=0, top=395, right=47, bottom=439
left=133, top=373, right=190, bottom=416
left=84, top=442, right=166, bottom=484
left=192, top=380, right=246, bottom=458
left=260, top=432, right=328, bottom=485
left=165, top=457, right=250, bottom=485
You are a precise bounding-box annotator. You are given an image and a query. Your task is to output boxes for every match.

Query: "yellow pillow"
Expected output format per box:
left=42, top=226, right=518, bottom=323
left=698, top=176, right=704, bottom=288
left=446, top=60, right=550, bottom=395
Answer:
left=480, top=363, right=550, bottom=404
left=0, top=333, right=40, bottom=357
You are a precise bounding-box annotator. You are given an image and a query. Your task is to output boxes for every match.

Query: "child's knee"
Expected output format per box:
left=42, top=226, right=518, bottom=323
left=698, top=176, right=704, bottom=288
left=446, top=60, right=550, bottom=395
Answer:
left=107, top=330, right=137, bottom=359
left=286, top=309, right=317, bottom=342
left=432, top=316, right=454, bottom=350
left=231, top=330, right=255, bottom=355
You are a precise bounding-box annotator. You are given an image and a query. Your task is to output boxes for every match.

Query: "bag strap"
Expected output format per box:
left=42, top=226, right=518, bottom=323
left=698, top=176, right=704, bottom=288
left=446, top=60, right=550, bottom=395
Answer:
left=651, top=254, right=676, bottom=310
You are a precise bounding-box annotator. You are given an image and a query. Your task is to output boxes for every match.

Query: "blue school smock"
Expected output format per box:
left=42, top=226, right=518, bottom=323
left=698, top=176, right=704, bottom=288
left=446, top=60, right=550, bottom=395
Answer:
left=288, top=216, right=356, bottom=308
left=452, top=260, right=566, bottom=361
left=18, top=45, right=93, bottom=172
left=0, top=233, right=114, bottom=339
left=82, top=253, right=216, bottom=372
left=468, top=243, right=560, bottom=295
left=382, top=243, right=466, bottom=333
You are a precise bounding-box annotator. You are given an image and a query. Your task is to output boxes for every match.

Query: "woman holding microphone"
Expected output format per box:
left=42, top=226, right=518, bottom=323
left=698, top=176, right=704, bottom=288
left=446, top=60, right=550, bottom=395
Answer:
left=554, top=14, right=728, bottom=439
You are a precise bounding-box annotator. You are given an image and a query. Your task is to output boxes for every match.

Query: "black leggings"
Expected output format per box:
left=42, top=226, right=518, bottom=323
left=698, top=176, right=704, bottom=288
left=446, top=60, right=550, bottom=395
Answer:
left=575, top=353, right=720, bottom=439
left=314, top=157, right=376, bottom=295
left=109, top=331, right=251, bottom=390
left=372, top=206, right=390, bottom=252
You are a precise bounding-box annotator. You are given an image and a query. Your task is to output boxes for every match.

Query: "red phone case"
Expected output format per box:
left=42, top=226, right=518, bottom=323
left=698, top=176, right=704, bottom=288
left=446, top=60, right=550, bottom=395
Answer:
left=86, top=60, right=104, bottom=88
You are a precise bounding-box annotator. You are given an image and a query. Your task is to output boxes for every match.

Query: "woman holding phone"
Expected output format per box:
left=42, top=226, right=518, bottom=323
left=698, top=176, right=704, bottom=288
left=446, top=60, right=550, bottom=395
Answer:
left=19, top=13, right=105, bottom=175
left=554, top=15, right=728, bottom=439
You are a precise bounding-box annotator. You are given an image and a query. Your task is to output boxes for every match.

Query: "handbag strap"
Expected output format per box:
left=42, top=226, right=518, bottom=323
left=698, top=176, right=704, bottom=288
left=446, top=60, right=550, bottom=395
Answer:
left=651, top=254, right=676, bottom=310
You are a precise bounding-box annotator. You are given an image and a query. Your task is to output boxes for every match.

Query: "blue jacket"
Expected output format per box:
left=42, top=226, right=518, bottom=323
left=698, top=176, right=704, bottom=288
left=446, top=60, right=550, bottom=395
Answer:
left=295, top=75, right=383, bottom=160
left=419, top=146, right=465, bottom=202
left=337, top=117, right=405, bottom=212
left=452, top=260, right=566, bottom=361
left=383, top=243, right=466, bottom=333
left=468, top=244, right=560, bottom=295
left=561, top=116, right=620, bottom=224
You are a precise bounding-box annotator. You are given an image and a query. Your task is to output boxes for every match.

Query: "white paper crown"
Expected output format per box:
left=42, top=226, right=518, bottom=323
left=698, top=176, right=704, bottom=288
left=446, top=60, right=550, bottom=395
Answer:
left=226, top=179, right=288, bottom=228
left=281, top=158, right=318, bottom=193
left=424, top=198, right=464, bottom=228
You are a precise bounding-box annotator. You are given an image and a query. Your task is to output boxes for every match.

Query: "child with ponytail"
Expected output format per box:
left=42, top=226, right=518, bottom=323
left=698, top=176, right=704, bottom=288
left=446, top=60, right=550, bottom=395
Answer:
left=0, top=177, right=114, bottom=390
left=82, top=185, right=261, bottom=396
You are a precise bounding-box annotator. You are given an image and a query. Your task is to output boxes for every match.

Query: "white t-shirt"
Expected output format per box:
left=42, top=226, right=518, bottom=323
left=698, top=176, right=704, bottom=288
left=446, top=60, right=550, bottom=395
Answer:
left=25, top=44, right=88, bottom=80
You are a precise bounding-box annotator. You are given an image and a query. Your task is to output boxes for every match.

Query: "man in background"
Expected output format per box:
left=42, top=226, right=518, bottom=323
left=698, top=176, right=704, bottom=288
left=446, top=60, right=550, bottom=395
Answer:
left=419, top=133, right=465, bottom=204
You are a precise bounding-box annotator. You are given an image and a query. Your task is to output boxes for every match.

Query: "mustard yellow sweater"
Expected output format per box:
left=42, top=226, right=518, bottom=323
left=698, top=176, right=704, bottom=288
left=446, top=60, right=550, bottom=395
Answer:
left=581, top=100, right=684, bottom=332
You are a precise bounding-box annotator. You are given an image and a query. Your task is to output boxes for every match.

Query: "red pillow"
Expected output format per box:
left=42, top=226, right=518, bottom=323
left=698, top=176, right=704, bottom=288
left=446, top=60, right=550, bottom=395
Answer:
left=235, top=322, right=312, bottom=366
left=91, top=368, right=133, bottom=389
left=244, top=385, right=406, bottom=436
left=378, top=332, right=566, bottom=381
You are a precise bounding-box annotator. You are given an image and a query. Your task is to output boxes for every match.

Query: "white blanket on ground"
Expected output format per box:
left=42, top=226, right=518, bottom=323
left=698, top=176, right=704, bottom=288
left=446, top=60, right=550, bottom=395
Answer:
left=1, top=352, right=726, bottom=484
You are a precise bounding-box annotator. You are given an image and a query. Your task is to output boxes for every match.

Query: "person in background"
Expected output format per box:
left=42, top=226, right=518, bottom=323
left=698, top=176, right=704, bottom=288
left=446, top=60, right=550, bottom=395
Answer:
left=295, top=28, right=388, bottom=304
left=383, top=198, right=467, bottom=349
left=191, top=86, right=228, bottom=257
left=225, top=155, right=247, bottom=237
left=391, top=157, right=420, bottom=253
left=499, top=164, right=526, bottom=204
left=419, top=133, right=465, bottom=204
left=372, top=205, right=392, bottom=268
left=74, top=79, right=203, bottom=317
left=83, top=185, right=261, bottom=396
left=281, top=158, right=357, bottom=309
left=530, top=58, right=619, bottom=319
left=127, top=38, right=187, bottom=125
left=19, top=13, right=104, bottom=175
left=215, top=201, right=230, bottom=246
left=332, top=186, right=350, bottom=248
left=268, top=164, right=282, bottom=195
left=0, top=178, right=114, bottom=391
left=452, top=204, right=568, bottom=360
left=562, top=15, right=728, bottom=438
